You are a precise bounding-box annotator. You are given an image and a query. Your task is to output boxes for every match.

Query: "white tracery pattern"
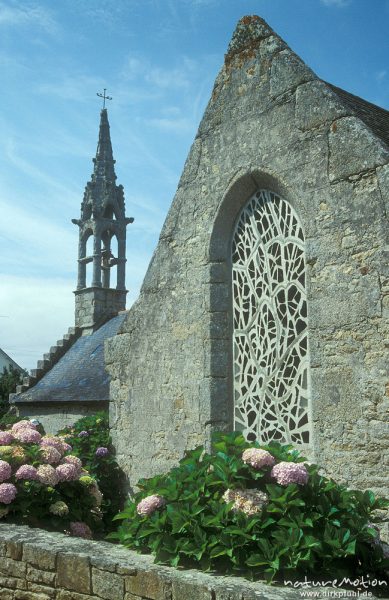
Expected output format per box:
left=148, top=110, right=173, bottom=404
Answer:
left=232, top=190, right=310, bottom=445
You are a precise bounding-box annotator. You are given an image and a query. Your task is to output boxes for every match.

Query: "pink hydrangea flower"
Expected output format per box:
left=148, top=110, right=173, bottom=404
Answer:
left=13, top=428, right=42, bottom=444
left=0, top=431, right=14, bottom=445
left=61, top=455, right=82, bottom=474
left=69, top=521, right=92, bottom=539
left=0, top=483, right=17, bottom=504
left=15, top=464, right=38, bottom=481
left=0, top=460, right=12, bottom=482
left=271, top=461, right=309, bottom=486
left=62, top=443, right=72, bottom=452
left=242, top=448, right=276, bottom=470
left=40, top=436, right=66, bottom=455
left=11, top=420, right=37, bottom=432
left=136, top=495, right=166, bottom=516
left=37, top=464, right=59, bottom=486
left=56, top=463, right=78, bottom=482
left=40, top=446, right=62, bottom=465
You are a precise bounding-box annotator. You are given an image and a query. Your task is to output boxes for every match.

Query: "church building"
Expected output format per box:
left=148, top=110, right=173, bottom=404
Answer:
left=104, top=16, right=389, bottom=500
left=10, top=16, right=389, bottom=505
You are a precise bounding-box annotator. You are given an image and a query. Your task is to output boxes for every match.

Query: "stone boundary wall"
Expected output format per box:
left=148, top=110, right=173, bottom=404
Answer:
left=0, top=524, right=381, bottom=600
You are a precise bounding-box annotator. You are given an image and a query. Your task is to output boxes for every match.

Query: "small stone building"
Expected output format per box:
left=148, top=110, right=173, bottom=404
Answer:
left=106, top=15, right=389, bottom=498
left=10, top=108, right=133, bottom=433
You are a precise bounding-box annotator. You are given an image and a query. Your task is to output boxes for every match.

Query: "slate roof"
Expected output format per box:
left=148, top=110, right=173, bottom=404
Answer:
left=327, top=82, right=389, bottom=148
left=11, top=313, right=126, bottom=404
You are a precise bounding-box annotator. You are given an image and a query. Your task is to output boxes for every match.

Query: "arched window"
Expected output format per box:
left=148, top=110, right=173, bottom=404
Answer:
left=231, top=189, right=310, bottom=445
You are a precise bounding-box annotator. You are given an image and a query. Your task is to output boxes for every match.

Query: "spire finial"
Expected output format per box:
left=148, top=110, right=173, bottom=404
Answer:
left=96, top=88, right=112, bottom=109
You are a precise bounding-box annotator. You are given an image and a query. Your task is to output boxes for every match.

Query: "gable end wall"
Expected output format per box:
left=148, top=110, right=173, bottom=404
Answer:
left=106, top=18, right=389, bottom=499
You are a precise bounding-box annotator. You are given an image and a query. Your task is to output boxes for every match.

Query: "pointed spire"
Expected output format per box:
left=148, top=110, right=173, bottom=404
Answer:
left=92, top=108, right=117, bottom=183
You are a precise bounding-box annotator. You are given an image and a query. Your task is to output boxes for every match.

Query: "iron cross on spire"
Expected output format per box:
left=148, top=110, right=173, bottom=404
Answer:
left=96, top=88, right=112, bottom=109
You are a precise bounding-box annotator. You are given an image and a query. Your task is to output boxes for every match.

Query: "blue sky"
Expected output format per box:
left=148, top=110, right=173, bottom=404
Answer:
left=0, top=0, right=388, bottom=370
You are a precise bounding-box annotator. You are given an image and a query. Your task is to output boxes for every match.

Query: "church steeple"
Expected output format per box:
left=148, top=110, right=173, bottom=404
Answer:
left=92, top=108, right=116, bottom=184
left=72, top=106, right=133, bottom=332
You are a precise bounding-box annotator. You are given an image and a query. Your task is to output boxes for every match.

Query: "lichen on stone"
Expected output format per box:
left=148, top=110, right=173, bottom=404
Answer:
left=225, top=15, right=272, bottom=64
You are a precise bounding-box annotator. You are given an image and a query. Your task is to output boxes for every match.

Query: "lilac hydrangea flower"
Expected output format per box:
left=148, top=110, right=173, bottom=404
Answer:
left=78, top=431, right=89, bottom=438
left=69, top=521, right=92, bottom=539
left=0, top=432, right=14, bottom=446
left=271, top=461, right=309, bottom=486
left=0, top=483, right=17, bottom=504
left=37, top=464, right=59, bottom=486
left=56, top=463, right=79, bottom=482
left=95, top=447, right=108, bottom=458
left=242, top=448, right=276, bottom=470
left=136, top=495, right=166, bottom=516
left=15, top=464, right=38, bottom=481
left=0, top=460, right=12, bottom=483
left=13, top=428, right=42, bottom=444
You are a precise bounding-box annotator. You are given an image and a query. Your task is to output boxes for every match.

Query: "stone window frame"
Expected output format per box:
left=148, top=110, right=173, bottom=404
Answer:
left=208, top=169, right=313, bottom=450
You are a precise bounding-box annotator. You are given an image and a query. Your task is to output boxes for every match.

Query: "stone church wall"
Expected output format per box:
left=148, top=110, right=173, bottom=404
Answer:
left=106, top=17, right=389, bottom=497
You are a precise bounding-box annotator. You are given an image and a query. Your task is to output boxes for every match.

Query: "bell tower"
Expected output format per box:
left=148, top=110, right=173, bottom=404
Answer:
left=72, top=102, right=133, bottom=332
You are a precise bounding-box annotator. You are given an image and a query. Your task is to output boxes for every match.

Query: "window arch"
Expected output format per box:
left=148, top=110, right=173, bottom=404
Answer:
left=231, top=189, right=310, bottom=445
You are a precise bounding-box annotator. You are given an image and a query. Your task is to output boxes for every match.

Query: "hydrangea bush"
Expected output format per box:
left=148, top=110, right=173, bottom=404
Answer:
left=111, top=432, right=389, bottom=586
left=56, top=411, right=126, bottom=531
left=0, top=419, right=102, bottom=538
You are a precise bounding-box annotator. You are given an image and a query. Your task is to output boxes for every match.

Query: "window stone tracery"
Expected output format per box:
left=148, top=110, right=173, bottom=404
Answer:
left=232, top=189, right=310, bottom=445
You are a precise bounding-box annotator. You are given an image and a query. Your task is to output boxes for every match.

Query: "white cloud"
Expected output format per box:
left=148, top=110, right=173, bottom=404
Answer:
left=121, top=54, right=197, bottom=90
left=4, top=136, right=80, bottom=201
left=0, top=1, right=58, bottom=34
left=376, top=70, right=387, bottom=82
left=145, top=116, right=194, bottom=134
left=145, top=66, right=191, bottom=89
left=37, top=74, right=106, bottom=103
left=0, top=197, right=76, bottom=274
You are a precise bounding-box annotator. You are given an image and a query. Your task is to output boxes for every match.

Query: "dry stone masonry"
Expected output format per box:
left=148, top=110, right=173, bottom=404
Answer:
left=0, top=524, right=383, bottom=600
left=106, top=15, right=389, bottom=502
